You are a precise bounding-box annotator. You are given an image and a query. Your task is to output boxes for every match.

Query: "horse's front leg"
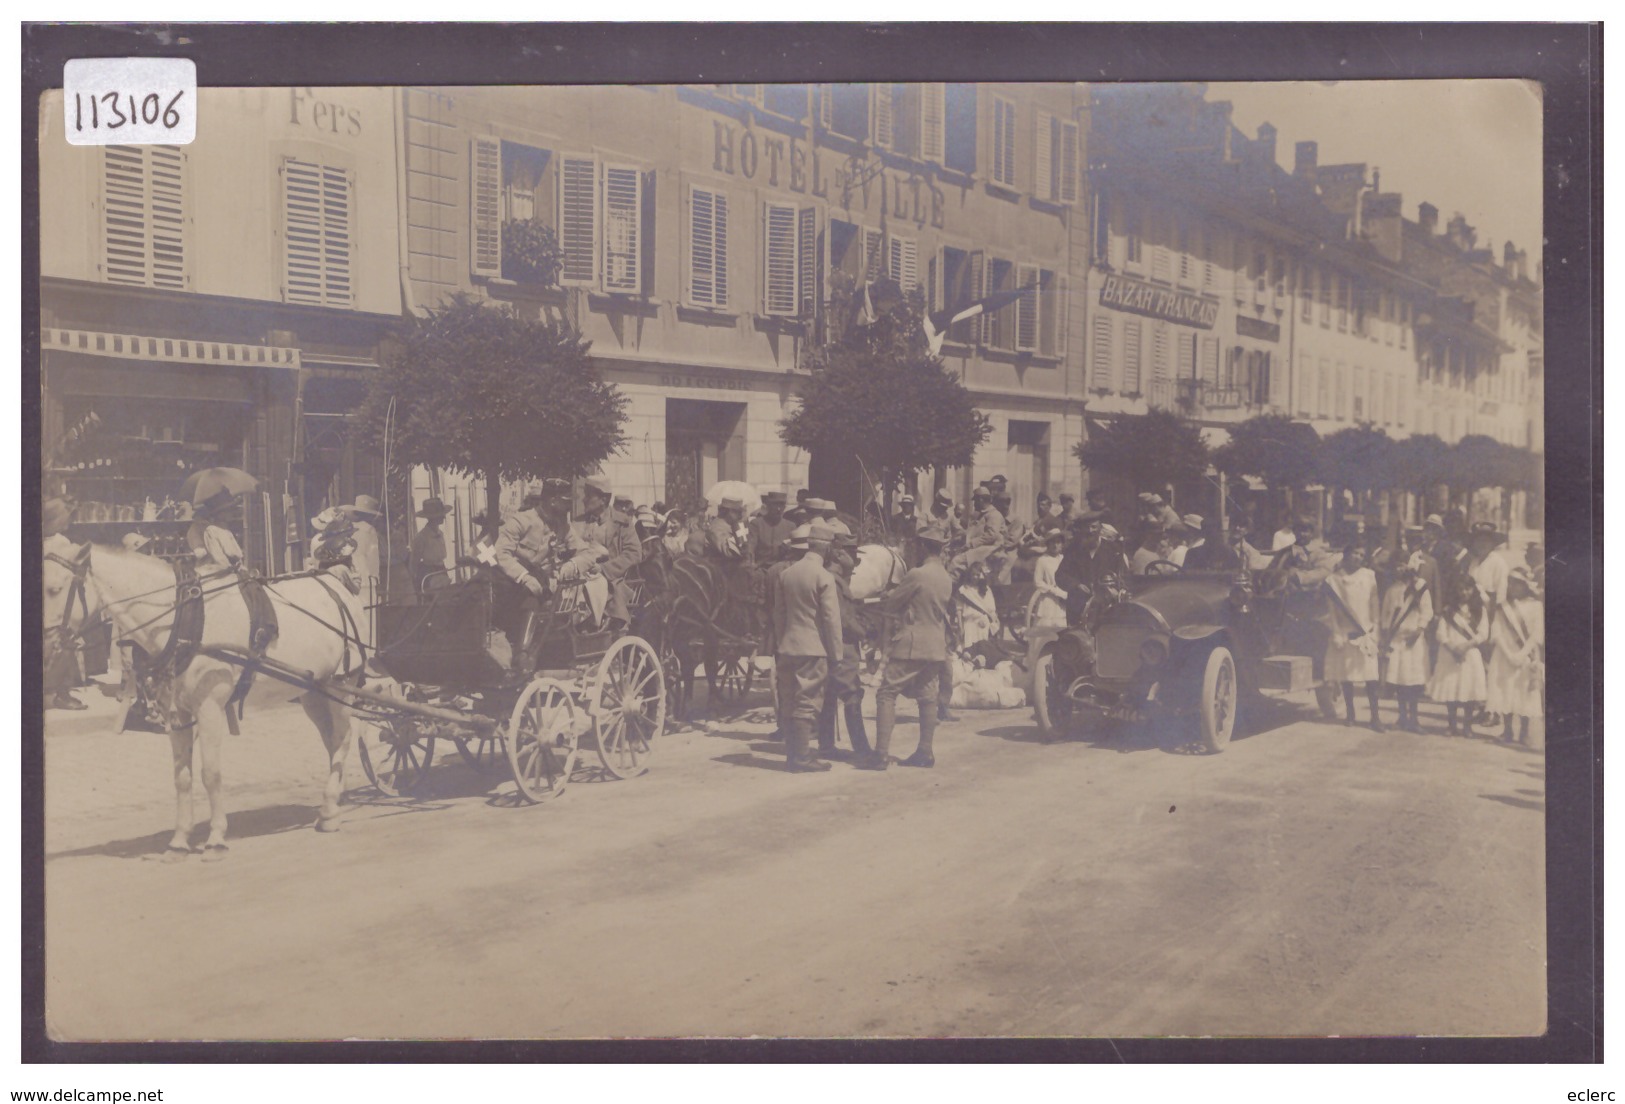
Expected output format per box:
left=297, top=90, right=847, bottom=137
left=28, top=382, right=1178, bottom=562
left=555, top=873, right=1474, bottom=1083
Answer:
left=165, top=713, right=197, bottom=861
left=191, top=689, right=233, bottom=860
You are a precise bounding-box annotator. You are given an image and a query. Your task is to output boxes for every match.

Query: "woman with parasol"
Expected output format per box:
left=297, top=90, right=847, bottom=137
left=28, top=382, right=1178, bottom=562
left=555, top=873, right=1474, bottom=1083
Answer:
left=181, top=467, right=258, bottom=572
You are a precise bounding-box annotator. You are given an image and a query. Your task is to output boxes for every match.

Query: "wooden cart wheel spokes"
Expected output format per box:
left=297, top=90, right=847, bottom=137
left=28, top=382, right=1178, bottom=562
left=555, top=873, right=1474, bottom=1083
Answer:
left=505, top=677, right=581, bottom=804
left=456, top=732, right=506, bottom=774
left=714, top=653, right=754, bottom=702
left=590, top=636, right=665, bottom=779
left=356, top=684, right=436, bottom=798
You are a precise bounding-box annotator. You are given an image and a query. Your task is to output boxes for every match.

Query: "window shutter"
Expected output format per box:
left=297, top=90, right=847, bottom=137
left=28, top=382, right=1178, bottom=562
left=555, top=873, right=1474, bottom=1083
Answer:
left=871, top=84, right=894, bottom=149
left=992, top=98, right=1017, bottom=187
left=1297, top=353, right=1313, bottom=416
left=980, top=258, right=998, bottom=347
left=888, top=235, right=918, bottom=293
left=601, top=163, right=642, bottom=293
left=688, top=185, right=727, bottom=308
left=1057, top=119, right=1079, bottom=204
left=862, top=227, right=886, bottom=283
left=283, top=157, right=353, bottom=307
left=1051, top=273, right=1069, bottom=358
left=1123, top=319, right=1142, bottom=393
left=1271, top=351, right=1288, bottom=407
left=921, top=83, right=946, bottom=162
left=1202, top=335, right=1220, bottom=387
left=103, top=145, right=187, bottom=290
left=557, top=156, right=598, bottom=285
left=1091, top=315, right=1114, bottom=389
left=470, top=137, right=502, bottom=278
left=1152, top=323, right=1171, bottom=381
left=798, top=206, right=819, bottom=318
left=1034, top=110, right=1054, bottom=202
left=818, top=84, right=834, bottom=128
left=1016, top=263, right=1040, bottom=352
left=954, top=250, right=983, bottom=345
left=762, top=200, right=799, bottom=316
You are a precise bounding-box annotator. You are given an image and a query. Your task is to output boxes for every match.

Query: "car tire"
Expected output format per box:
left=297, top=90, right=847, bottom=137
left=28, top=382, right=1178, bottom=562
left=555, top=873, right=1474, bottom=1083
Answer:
left=1033, top=651, right=1074, bottom=743
left=1198, top=645, right=1238, bottom=754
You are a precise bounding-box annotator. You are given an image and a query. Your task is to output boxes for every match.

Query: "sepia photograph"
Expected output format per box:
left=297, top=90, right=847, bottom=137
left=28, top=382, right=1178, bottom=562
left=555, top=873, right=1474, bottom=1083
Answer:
left=24, top=23, right=1594, bottom=1063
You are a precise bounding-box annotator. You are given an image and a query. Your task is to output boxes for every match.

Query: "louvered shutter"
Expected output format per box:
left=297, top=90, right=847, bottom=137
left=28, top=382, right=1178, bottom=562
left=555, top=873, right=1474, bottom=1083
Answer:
left=888, top=236, right=918, bottom=294
left=992, top=99, right=1017, bottom=187
left=818, top=84, right=834, bottom=128
left=1034, top=110, right=1054, bottom=202
left=103, top=145, right=187, bottom=290
left=283, top=158, right=353, bottom=307
left=470, top=137, right=502, bottom=278
left=862, top=227, right=886, bottom=283
left=688, top=185, right=727, bottom=308
left=1202, top=335, right=1220, bottom=387
left=1016, top=264, right=1040, bottom=352
left=557, top=156, right=598, bottom=285
left=1050, top=273, right=1069, bottom=358
left=980, top=259, right=998, bottom=347
left=602, top=164, right=642, bottom=293
left=797, top=206, right=819, bottom=318
left=1152, top=324, right=1170, bottom=381
left=1123, top=320, right=1142, bottom=393
left=954, top=251, right=983, bottom=345
left=921, top=84, right=946, bottom=162
left=1091, top=315, right=1114, bottom=389
left=762, top=201, right=799, bottom=316
left=871, top=84, right=894, bottom=149
left=1151, top=238, right=1171, bottom=284
left=1057, top=120, right=1079, bottom=204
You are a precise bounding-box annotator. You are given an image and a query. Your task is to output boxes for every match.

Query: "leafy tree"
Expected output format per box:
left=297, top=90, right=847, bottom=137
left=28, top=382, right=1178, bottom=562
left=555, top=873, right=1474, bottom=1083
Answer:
left=780, top=289, right=991, bottom=514
left=1318, top=424, right=1394, bottom=495
left=1212, top=413, right=1322, bottom=492
left=353, top=294, right=628, bottom=526
left=1385, top=433, right=1450, bottom=500
left=1074, top=407, right=1210, bottom=494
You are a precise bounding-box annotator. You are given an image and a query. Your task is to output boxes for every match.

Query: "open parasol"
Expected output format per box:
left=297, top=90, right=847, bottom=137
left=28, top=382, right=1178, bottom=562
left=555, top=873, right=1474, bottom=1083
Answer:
left=180, top=466, right=258, bottom=506
left=703, top=480, right=762, bottom=516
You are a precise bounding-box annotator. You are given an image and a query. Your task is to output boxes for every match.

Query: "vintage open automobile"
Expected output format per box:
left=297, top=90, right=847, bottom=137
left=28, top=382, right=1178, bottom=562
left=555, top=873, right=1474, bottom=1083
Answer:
left=1025, top=563, right=1331, bottom=752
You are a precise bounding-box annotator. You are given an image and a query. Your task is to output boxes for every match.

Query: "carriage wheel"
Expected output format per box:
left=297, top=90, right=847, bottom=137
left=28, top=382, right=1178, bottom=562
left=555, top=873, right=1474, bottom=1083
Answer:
left=589, top=636, right=665, bottom=779
left=505, top=677, right=581, bottom=804
left=455, top=732, right=506, bottom=774
left=714, top=654, right=754, bottom=702
left=356, top=685, right=436, bottom=798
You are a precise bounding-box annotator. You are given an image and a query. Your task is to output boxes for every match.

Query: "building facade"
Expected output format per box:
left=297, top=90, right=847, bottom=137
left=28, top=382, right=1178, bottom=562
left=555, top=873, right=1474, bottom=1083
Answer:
left=398, top=82, right=1087, bottom=519
left=39, top=86, right=403, bottom=570
left=1079, top=83, right=1542, bottom=528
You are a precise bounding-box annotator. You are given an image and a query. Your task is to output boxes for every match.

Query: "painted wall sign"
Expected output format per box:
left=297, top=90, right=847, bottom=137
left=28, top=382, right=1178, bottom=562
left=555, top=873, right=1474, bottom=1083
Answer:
left=658, top=373, right=753, bottom=392
left=1235, top=314, right=1281, bottom=342
left=290, top=87, right=362, bottom=136
left=711, top=121, right=946, bottom=229
left=1098, top=273, right=1219, bottom=330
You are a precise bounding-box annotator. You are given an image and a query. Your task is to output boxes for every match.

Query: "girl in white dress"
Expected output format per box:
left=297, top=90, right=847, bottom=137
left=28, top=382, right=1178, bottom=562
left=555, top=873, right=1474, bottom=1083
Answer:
left=953, top=562, right=998, bottom=650
left=1379, top=552, right=1434, bottom=733
left=1487, top=567, right=1544, bottom=745
left=1323, top=543, right=1383, bottom=730
left=1428, top=574, right=1489, bottom=736
left=1029, top=530, right=1069, bottom=629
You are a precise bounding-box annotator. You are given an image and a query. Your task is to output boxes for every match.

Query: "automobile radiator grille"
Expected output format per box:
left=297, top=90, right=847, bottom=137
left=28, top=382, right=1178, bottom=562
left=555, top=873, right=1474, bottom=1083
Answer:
left=1095, top=624, right=1153, bottom=680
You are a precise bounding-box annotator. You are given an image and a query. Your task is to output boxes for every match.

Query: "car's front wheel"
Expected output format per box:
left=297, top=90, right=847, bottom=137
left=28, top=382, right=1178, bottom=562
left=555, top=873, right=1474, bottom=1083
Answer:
left=1033, top=651, right=1076, bottom=743
left=1198, top=645, right=1238, bottom=753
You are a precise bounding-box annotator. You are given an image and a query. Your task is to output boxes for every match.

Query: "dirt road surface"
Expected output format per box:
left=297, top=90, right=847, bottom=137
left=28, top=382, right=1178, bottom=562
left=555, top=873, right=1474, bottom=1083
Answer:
left=43, top=688, right=1545, bottom=1041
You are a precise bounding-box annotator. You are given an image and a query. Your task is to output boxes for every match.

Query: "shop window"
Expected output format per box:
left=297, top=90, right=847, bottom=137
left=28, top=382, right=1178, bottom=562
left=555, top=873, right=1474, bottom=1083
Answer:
left=944, top=84, right=977, bottom=174
left=282, top=157, right=353, bottom=308
left=686, top=184, right=728, bottom=308
left=990, top=95, right=1017, bottom=188
left=103, top=145, right=188, bottom=290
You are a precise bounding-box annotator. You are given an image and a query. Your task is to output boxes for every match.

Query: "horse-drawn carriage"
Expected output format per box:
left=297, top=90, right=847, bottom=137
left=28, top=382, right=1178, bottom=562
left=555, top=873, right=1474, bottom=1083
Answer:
left=353, top=567, right=666, bottom=803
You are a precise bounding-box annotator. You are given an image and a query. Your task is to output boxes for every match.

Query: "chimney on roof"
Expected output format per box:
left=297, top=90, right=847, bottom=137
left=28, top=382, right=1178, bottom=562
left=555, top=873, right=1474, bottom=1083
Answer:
left=1366, top=193, right=1404, bottom=263
left=1255, top=122, right=1277, bottom=166
left=1418, top=202, right=1439, bottom=235
left=1294, top=140, right=1318, bottom=177
left=1446, top=213, right=1476, bottom=251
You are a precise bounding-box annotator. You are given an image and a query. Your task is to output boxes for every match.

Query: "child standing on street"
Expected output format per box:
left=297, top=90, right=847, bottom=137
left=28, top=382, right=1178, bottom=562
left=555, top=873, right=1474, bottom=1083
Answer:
left=1487, top=566, right=1544, bottom=745
left=1323, top=542, right=1383, bottom=730
left=1381, top=552, right=1434, bottom=733
left=1428, top=574, right=1489, bottom=736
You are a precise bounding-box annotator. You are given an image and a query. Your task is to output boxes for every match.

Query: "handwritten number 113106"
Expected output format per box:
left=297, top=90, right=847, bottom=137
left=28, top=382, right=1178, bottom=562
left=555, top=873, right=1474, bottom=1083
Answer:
left=74, top=90, right=186, bottom=132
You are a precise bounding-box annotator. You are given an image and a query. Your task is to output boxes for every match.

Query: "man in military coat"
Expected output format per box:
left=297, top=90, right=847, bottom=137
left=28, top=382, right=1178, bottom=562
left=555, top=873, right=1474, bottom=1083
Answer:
left=859, top=524, right=953, bottom=770
left=769, top=523, right=843, bottom=772
left=573, top=473, right=642, bottom=630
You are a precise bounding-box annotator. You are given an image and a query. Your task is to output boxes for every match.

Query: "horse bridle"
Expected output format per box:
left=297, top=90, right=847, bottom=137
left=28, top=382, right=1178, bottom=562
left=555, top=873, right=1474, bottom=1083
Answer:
left=44, top=542, right=94, bottom=649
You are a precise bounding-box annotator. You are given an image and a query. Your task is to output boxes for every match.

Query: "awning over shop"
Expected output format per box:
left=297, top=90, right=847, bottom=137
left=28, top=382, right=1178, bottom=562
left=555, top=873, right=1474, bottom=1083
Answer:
left=42, top=327, right=302, bottom=370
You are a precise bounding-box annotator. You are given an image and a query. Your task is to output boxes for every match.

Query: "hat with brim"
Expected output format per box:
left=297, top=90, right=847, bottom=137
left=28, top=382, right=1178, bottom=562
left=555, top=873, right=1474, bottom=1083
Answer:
left=807, top=523, right=835, bottom=544
left=416, top=497, right=450, bottom=519
left=806, top=498, right=835, bottom=513
left=916, top=524, right=950, bottom=547
left=1423, top=514, right=1445, bottom=530
left=934, top=490, right=953, bottom=505
left=718, top=497, right=744, bottom=513
left=898, top=494, right=915, bottom=506
left=1137, top=492, right=1163, bottom=505
left=1468, top=521, right=1507, bottom=545
left=121, top=532, right=151, bottom=552
left=763, top=491, right=788, bottom=505
left=350, top=494, right=382, bottom=518
left=583, top=474, right=613, bottom=498
left=1182, top=514, right=1204, bottom=532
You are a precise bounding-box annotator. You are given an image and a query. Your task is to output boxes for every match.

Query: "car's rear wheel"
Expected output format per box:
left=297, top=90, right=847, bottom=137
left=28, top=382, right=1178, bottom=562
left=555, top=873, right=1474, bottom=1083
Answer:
left=1198, top=645, right=1238, bottom=753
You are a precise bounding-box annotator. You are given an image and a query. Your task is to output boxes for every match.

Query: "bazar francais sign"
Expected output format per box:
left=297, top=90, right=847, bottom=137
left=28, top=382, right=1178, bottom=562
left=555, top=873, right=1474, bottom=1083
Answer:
left=1099, top=273, right=1219, bottom=330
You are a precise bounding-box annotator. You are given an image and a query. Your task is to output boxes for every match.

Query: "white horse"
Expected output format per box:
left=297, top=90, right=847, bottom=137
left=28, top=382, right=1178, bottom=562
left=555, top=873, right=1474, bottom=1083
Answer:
left=848, top=543, right=910, bottom=601
left=42, top=540, right=368, bottom=860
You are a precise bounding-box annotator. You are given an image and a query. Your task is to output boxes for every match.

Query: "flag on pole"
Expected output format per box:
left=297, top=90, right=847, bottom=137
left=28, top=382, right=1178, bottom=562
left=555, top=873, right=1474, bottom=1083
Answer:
left=921, top=284, right=1035, bottom=356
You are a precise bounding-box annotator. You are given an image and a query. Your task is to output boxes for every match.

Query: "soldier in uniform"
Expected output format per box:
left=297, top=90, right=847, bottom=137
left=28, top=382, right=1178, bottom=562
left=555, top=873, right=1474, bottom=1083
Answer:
left=807, top=497, right=851, bottom=540
left=925, top=489, right=961, bottom=542
left=769, top=523, right=843, bottom=773
left=573, top=473, right=642, bottom=631
left=965, top=486, right=1006, bottom=550
left=705, top=497, right=748, bottom=561
left=819, top=530, right=875, bottom=762
left=859, top=523, right=953, bottom=770
left=746, top=490, right=795, bottom=564
left=494, top=479, right=597, bottom=670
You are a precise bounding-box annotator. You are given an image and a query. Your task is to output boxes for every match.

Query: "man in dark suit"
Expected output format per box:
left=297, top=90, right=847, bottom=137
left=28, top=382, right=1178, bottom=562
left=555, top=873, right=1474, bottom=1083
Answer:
left=746, top=490, right=794, bottom=564
left=860, top=524, right=952, bottom=770
left=769, top=523, right=843, bottom=773
left=1056, top=511, right=1129, bottom=625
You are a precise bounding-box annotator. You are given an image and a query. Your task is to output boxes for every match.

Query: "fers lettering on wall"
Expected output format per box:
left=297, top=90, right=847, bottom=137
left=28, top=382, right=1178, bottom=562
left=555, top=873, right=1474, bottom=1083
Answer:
left=1099, top=273, right=1219, bottom=330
